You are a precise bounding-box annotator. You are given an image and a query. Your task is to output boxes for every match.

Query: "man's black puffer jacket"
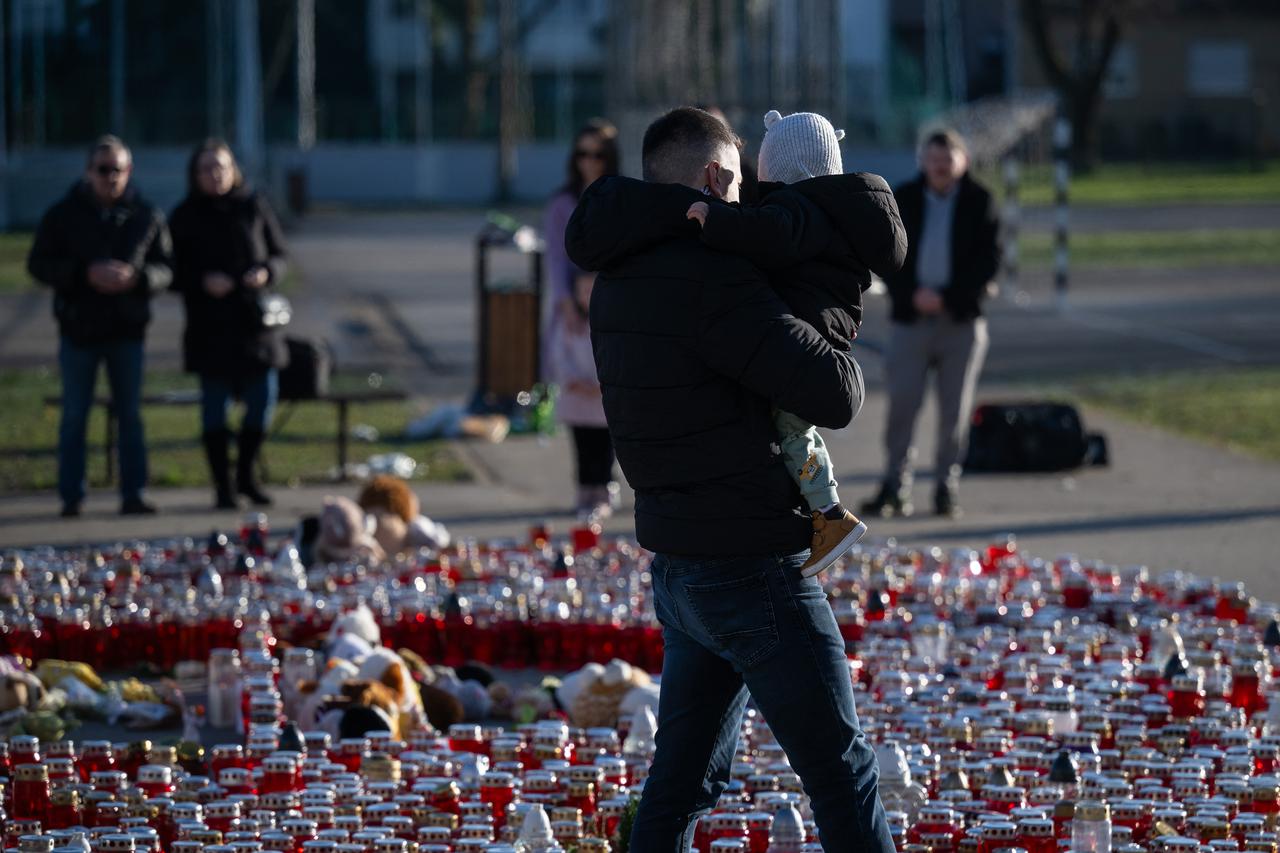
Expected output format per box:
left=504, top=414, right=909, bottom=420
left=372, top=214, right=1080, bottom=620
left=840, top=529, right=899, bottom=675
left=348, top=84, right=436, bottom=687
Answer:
left=565, top=176, right=864, bottom=557
left=27, top=181, right=172, bottom=346
left=699, top=173, right=907, bottom=352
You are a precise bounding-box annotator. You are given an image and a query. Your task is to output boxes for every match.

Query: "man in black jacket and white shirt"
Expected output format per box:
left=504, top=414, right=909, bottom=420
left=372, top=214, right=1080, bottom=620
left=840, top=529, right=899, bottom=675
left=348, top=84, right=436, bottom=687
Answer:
left=862, top=129, right=1001, bottom=519
left=567, top=107, right=893, bottom=853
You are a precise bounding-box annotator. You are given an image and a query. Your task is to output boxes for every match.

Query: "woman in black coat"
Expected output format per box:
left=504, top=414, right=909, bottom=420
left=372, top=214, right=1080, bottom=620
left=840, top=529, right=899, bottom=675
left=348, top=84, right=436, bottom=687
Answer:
left=170, top=139, right=287, bottom=509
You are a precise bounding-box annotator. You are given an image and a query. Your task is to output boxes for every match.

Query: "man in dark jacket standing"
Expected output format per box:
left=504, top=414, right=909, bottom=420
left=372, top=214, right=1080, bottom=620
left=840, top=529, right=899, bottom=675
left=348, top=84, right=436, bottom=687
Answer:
left=27, top=135, right=172, bottom=517
left=567, top=107, right=893, bottom=853
left=862, top=129, right=1000, bottom=518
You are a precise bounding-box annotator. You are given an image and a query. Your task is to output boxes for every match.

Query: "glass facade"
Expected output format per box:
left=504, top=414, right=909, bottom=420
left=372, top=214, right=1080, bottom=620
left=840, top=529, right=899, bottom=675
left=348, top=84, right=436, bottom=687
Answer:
left=1, top=0, right=610, bottom=148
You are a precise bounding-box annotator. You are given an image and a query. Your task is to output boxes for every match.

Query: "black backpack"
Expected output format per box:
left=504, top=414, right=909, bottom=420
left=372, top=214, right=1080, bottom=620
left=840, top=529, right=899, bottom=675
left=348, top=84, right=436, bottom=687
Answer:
left=964, top=402, right=1108, bottom=472
left=278, top=336, right=333, bottom=400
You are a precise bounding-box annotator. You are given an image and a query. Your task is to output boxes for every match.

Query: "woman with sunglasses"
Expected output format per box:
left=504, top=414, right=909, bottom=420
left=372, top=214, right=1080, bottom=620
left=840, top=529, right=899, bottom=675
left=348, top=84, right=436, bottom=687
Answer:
left=542, top=120, right=619, bottom=370
left=542, top=120, right=620, bottom=517
left=169, top=139, right=288, bottom=510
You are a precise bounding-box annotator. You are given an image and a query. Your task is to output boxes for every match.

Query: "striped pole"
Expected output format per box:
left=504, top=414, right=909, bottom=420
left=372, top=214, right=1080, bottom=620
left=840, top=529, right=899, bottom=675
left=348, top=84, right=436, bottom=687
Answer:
left=1053, top=115, right=1072, bottom=309
left=1001, top=154, right=1020, bottom=300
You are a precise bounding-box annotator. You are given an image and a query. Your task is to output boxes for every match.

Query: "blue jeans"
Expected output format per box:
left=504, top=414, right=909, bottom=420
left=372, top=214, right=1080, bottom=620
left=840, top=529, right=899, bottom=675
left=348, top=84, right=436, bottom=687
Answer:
left=634, top=551, right=893, bottom=853
left=199, top=370, right=278, bottom=433
left=58, top=337, right=147, bottom=505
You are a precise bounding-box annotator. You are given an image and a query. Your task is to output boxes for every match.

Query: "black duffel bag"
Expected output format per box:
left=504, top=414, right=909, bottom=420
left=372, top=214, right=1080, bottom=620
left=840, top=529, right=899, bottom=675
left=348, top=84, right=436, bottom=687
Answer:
left=278, top=336, right=333, bottom=400
left=964, top=401, right=1108, bottom=472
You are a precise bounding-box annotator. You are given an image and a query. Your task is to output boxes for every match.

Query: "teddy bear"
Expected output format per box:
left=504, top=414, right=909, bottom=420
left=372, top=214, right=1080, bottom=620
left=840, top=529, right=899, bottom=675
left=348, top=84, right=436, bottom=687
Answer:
left=305, top=678, right=401, bottom=741
left=313, top=496, right=385, bottom=566
left=0, top=656, right=45, bottom=720
left=326, top=605, right=382, bottom=664
left=560, top=659, right=660, bottom=730
left=355, top=646, right=427, bottom=734
left=357, top=475, right=452, bottom=557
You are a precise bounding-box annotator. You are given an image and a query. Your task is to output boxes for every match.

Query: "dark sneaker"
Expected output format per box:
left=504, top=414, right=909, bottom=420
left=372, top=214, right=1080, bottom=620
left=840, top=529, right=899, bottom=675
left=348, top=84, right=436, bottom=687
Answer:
left=60, top=502, right=81, bottom=518
left=859, top=482, right=913, bottom=518
left=934, top=484, right=962, bottom=518
left=800, top=506, right=868, bottom=578
left=120, top=497, right=158, bottom=516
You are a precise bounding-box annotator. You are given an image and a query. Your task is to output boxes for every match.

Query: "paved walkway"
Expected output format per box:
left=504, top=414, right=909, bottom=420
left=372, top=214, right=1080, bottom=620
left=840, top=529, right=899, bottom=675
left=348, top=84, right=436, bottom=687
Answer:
left=3, top=384, right=1278, bottom=598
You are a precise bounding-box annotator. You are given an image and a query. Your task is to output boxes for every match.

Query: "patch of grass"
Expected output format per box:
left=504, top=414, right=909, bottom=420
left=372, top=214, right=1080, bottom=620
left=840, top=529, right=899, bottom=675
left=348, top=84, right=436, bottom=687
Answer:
left=986, top=160, right=1280, bottom=207
left=0, top=367, right=472, bottom=492
left=1020, top=228, right=1280, bottom=269
left=1077, top=367, right=1280, bottom=461
left=0, top=232, right=34, bottom=294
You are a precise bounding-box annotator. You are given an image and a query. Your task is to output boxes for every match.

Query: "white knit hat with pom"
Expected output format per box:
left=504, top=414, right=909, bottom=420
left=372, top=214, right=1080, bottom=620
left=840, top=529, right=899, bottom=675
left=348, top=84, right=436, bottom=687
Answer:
left=757, top=109, right=845, bottom=184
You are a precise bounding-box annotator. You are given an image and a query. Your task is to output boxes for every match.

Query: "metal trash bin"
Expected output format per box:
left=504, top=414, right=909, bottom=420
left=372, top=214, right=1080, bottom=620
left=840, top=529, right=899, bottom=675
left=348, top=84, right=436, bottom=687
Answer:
left=473, top=215, right=544, bottom=410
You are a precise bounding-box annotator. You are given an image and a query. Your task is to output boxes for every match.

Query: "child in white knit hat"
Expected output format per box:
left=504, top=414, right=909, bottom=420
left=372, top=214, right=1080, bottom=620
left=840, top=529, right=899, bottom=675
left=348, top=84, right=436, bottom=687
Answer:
left=686, top=109, right=907, bottom=576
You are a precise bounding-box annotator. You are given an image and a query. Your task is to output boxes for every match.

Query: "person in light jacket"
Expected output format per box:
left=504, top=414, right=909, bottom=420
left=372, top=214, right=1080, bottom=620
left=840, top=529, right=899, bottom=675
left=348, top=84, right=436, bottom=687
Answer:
left=547, top=271, right=617, bottom=519
left=541, top=120, right=619, bottom=378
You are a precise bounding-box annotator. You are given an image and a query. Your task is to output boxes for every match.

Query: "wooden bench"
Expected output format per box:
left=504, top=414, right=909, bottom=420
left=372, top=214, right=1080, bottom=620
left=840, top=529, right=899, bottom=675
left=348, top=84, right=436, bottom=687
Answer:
left=42, top=388, right=408, bottom=483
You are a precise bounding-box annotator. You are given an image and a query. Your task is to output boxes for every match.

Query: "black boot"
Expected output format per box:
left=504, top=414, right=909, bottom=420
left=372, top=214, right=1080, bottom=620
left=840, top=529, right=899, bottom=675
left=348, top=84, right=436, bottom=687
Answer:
left=859, top=480, right=914, bottom=518
left=202, top=429, right=238, bottom=509
left=934, top=482, right=962, bottom=518
left=236, top=428, right=273, bottom=507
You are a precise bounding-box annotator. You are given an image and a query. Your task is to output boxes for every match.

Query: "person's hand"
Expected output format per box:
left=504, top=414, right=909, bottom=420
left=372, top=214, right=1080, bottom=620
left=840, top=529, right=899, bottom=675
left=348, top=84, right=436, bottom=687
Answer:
left=86, top=261, right=118, bottom=293
left=686, top=201, right=710, bottom=228
left=242, top=266, right=270, bottom=289
left=87, top=261, right=136, bottom=293
left=203, top=272, right=236, bottom=298
left=913, top=288, right=944, bottom=315
left=560, top=297, right=587, bottom=334
left=108, top=261, right=136, bottom=290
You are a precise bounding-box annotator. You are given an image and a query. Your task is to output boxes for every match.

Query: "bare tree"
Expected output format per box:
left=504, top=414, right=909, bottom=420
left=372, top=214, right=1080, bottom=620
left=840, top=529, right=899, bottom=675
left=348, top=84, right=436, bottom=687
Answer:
left=1022, top=0, right=1153, bottom=169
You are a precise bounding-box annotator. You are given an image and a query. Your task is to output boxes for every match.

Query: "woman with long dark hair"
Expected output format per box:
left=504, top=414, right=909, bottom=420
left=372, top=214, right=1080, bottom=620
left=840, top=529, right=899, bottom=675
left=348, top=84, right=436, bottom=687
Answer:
left=541, top=119, right=619, bottom=372
left=170, top=139, right=288, bottom=509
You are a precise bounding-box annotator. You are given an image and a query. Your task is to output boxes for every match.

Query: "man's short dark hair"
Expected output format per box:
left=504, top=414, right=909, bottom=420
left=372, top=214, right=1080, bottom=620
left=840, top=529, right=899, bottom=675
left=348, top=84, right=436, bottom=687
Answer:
left=642, top=107, right=741, bottom=185
left=921, top=128, right=968, bottom=157
left=88, top=134, right=130, bottom=166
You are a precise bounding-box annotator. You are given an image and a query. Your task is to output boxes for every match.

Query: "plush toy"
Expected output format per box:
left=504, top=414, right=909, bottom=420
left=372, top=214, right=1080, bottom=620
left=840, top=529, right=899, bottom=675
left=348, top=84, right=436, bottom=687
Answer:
left=370, top=513, right=409, bottom=560
left=356, top=647, right=426, bottom=734
left=0, top=656, right=45, bottom=715
left=555, top=662, right=605, bottom=714
left=419, top=683, right=466, bottom=731
left=313, top=496, right=385, bottom=566
left=563, top=659, right=659, bottom=730
left=359, top=475, right=419, bottom=523
left=510, top=681, right=558, bottom=725
left=357, top=475, right=451, bottom=555
left=327, top=605, right=382, bottom=656
left=296, top=659, right=360, bottom=730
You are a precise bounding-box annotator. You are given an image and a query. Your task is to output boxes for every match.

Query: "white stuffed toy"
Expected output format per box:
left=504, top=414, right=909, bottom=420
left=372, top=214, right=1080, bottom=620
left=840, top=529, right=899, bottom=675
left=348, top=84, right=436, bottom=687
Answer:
left=356, top=646, right=426, bottom=732
left=326, top=605, right=382, bottom=663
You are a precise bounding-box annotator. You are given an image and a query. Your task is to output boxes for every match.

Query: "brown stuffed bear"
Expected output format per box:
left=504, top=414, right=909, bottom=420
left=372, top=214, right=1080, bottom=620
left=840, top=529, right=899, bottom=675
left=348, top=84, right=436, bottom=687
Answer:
left=359, top=475, right=419, bottom=523
left=357, top=475, right=450, bottom=556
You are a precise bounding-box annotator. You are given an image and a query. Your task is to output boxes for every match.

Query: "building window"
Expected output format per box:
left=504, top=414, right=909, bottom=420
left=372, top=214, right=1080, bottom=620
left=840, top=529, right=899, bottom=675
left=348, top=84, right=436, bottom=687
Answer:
left=1187, top=41, right=1250, bottom=97
left=1103, top=42, right=1138, bottom=99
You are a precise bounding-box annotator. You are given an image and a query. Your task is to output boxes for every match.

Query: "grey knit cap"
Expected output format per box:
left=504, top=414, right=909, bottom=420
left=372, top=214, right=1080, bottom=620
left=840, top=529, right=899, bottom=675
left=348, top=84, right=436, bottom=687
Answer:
left=757, top=109, right=846, bottom=184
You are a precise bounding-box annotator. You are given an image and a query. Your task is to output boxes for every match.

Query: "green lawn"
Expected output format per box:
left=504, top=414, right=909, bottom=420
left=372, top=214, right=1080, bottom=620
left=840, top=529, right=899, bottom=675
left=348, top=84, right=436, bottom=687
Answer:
left=1077, top=367, right=1280, bottom=461
left=0, top=368, right=472, bottom=492
left=1008, top=160, right=1280, bottom=207
left=1021, top=227, right=1280, bottom=269
left=0, top=232, right=33, bottom=294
